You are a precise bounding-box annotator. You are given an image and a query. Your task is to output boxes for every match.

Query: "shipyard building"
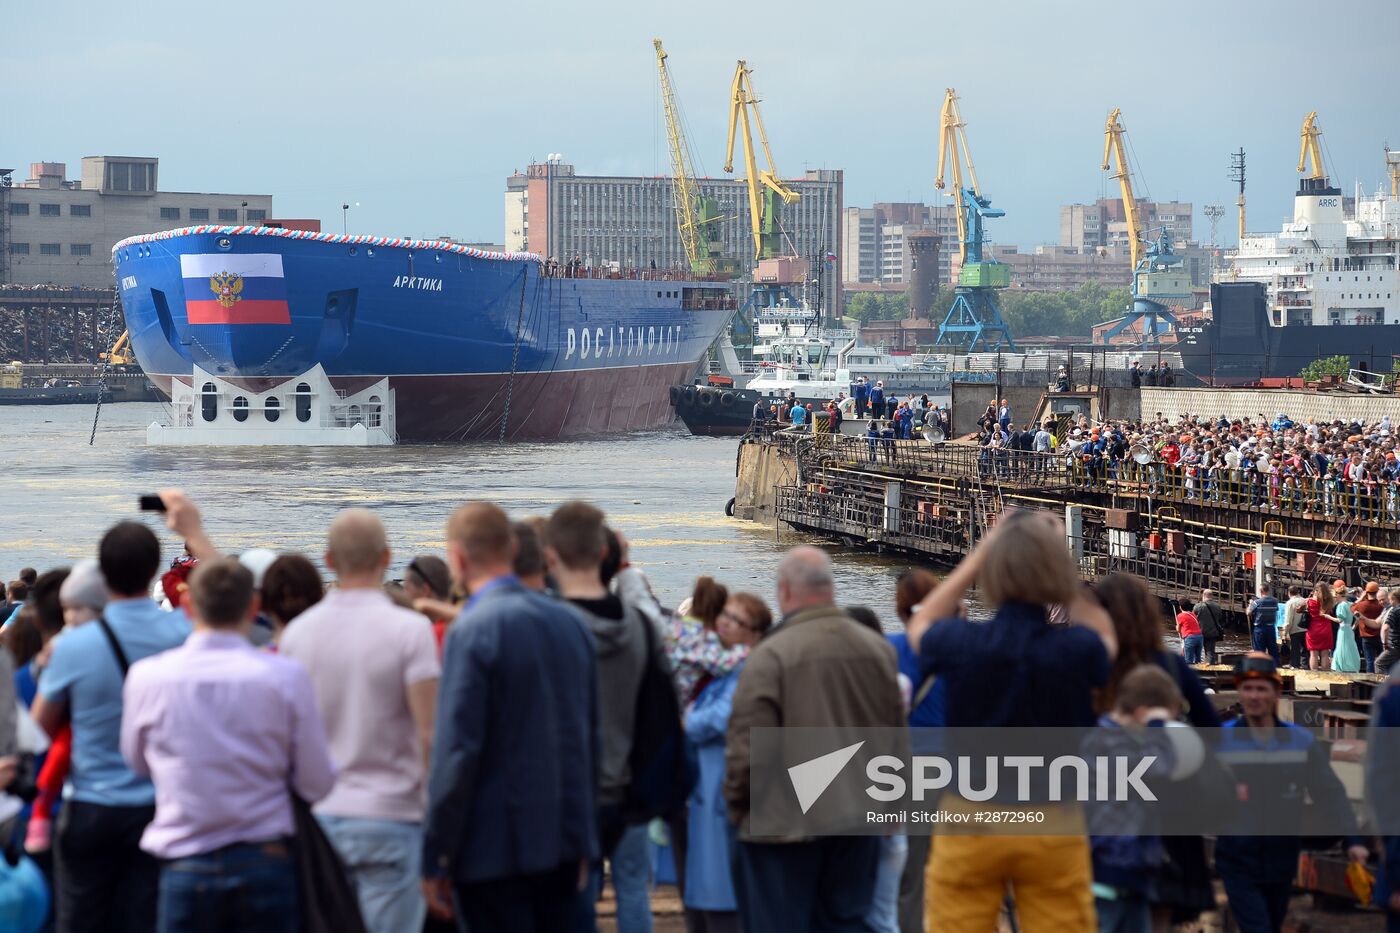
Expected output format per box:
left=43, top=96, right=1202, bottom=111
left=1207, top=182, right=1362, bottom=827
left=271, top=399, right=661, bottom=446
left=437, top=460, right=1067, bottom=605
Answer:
left=504, top=160, right=843, bottom=306
left=1059, top=197, right=1193, bottom=255
left=0, top=159, right=273, bottom=288
left=842, top=202, right=959, bottom=288
left=840, top=200, right=1203, bottom=294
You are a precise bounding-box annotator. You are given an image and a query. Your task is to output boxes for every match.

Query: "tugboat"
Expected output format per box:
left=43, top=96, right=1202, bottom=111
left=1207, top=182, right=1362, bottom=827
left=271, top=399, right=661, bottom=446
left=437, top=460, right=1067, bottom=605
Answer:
left=671, top=333, right=950, bottom=436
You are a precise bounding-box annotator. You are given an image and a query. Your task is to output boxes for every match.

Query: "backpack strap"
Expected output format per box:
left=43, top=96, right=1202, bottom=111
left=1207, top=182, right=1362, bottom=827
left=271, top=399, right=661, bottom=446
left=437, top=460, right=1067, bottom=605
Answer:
left=95, top=616, right=131, bottom=679
left=912, top=673, right=938, bottom=708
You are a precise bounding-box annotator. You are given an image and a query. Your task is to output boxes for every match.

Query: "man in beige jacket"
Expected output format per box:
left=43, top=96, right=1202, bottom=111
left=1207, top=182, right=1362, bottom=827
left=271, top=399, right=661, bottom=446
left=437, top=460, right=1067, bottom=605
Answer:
left=724, top=546, right=905, bottom=933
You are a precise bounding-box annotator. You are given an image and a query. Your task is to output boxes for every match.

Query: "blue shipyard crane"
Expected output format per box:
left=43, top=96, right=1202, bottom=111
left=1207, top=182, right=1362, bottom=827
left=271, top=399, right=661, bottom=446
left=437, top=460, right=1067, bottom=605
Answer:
left=932, top=89, right=1016, bottom=352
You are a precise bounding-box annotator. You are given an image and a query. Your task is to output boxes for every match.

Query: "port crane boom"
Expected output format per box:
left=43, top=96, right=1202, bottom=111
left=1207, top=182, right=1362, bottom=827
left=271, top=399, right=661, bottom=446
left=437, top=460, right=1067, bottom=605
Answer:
left=1298, top=111, right=1326, bottom=181
left=1102, top=109, right=1144, bottom=271
left=931, top=88, right=1015, bottom=352
left=724, top=60, right=799, bottom=263
left=654, top=39, right=717, bottom=276
left=934, top=89, right=988, bottom=267
left=1098, top=108, right=1187, bottom=346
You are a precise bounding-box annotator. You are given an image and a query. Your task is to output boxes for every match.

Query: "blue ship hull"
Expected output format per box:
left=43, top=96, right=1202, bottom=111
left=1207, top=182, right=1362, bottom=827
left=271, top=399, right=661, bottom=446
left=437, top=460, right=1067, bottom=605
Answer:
left=112, top=227, right=732, bottom=440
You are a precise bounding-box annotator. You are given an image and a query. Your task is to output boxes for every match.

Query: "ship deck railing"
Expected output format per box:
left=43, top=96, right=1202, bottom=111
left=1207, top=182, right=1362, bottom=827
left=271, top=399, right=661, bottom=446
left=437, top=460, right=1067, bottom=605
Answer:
left=541, top=264, right=733, bottom=286
left=1067, top=457, right=1400, bottom=529
left=773, top=481, right=1399, bottom=608
left=768, top=431, right=1077, bottom=493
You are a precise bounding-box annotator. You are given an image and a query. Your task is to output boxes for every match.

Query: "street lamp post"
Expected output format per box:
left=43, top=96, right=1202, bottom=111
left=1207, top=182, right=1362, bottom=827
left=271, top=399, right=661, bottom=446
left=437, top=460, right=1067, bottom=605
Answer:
left=342, top=203, right=350, bottom=235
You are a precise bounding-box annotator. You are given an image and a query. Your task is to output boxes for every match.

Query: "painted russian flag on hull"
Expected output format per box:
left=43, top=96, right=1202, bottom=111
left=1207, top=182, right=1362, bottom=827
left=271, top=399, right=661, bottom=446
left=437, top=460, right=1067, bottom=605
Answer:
left=180, top=253, right=290, bottom=324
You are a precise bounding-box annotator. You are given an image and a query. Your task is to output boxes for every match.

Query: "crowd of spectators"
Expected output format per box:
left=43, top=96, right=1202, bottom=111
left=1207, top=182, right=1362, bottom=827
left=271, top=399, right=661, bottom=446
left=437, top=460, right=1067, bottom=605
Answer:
left=973, top=408, right=1400, bottom=519
left=0, top=496, right=1398, bottom=933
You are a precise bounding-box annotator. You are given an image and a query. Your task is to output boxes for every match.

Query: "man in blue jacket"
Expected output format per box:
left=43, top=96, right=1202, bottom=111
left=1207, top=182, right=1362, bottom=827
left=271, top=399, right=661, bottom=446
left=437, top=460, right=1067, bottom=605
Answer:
left=1246, top=584, right=1281, bottom=663
left=422, top=502, right=599, bottom=932
left=1216, top=653, right=1368, bottom=933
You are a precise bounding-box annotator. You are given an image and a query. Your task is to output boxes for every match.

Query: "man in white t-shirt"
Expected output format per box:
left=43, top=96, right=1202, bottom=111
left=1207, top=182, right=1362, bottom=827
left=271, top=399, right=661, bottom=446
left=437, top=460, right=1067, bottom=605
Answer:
left=281, top=509, right=441, bottom=933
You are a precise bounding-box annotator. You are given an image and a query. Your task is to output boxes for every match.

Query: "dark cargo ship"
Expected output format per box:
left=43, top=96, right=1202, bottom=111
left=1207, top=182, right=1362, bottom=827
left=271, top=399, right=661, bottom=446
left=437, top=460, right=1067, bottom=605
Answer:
left=1179, top=282, right=1400, bottom=384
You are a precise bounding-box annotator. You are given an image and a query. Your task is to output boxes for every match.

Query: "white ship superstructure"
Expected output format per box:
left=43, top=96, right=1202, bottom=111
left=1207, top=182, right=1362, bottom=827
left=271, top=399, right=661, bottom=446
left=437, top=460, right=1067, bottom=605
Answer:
left=1227, top=180, right=1400, bottom=328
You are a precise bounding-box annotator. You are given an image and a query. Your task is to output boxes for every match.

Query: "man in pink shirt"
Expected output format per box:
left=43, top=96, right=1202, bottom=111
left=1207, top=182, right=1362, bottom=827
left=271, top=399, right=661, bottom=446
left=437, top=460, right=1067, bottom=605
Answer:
left=280, top=509, right=441, bottom=933
left=121, top=557, right=336, bottom=930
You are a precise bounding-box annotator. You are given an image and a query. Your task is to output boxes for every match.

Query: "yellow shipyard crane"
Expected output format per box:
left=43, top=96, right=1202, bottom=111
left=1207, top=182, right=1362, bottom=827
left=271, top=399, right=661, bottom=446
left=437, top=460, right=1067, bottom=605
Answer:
left=102, top=330, right=135, bottom=365
left=1102, top=108, right=1144, bottom=270
left=653, top=39, right=720, bottom=276
left=1099, top=108, right=1188, bottom=345
left=934, top=88, right=984, bottom=268
left=724, top=60, right=800, bottom=264
left=1298, top=111, right=1326, bottom=181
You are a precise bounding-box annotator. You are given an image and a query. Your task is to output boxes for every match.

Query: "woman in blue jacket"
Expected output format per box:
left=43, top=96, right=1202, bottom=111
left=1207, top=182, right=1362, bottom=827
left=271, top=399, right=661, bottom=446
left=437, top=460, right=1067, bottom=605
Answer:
left=684, top=592, right=773, bottom=932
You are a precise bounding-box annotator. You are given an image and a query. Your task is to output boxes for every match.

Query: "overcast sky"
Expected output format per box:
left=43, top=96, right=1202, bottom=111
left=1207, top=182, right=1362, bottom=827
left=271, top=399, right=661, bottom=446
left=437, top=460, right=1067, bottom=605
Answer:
left=7, top=0, right=1398, bottom=248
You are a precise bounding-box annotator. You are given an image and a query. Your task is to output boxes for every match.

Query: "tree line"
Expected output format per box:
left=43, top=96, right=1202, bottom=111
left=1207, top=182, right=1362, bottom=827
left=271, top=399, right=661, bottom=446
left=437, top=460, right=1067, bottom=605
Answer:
left=843, top=282, right=1134, bottom=339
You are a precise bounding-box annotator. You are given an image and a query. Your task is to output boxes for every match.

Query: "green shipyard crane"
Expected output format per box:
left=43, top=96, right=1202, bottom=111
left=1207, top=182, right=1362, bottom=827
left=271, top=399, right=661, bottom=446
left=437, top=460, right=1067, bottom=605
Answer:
left=724, top=59, right=801, bottom=265
left=654, top=39, right=723, bottom=276
left=932, top=88, right=1016, bottom=352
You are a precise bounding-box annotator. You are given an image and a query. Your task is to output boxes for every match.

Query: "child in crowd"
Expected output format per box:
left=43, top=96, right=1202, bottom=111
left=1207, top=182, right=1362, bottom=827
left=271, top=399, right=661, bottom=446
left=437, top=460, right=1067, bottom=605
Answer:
left=25, top=560, right=107, bottom=853
left=1085, top=665, right=1188, bottom=933
left=1175, top=602, right=1202, bottom=664
left=664, top=576, right=747, bottom=704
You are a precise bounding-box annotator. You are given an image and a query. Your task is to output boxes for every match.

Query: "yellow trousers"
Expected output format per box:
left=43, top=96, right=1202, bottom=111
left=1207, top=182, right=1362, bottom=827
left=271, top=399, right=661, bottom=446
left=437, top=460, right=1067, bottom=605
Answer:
left=924, top=827, right=1095, bottom=932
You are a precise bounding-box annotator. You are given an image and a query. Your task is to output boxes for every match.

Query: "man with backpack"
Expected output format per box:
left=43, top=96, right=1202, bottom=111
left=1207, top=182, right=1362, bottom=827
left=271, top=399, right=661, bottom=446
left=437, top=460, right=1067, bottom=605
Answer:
left=1193, top=588, right=1227, bottom=664
left=32, top=519, right=192, bottom=933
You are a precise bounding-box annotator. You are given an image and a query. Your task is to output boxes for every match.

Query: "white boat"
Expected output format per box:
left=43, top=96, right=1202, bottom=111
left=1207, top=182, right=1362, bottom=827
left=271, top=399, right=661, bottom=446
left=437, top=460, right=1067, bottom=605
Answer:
left=743, top=333, right=950, bottom=405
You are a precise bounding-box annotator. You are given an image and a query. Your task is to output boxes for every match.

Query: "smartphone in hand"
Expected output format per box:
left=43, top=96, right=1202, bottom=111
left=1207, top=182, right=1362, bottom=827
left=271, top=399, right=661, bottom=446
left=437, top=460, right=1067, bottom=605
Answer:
left=138, top=495, right=166, bottom=512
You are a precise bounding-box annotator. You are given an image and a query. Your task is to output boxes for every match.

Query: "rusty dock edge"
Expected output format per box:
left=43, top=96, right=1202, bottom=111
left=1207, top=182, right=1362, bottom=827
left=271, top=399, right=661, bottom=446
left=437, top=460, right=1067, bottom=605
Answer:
left=734, top=429, right=1400, bottom=613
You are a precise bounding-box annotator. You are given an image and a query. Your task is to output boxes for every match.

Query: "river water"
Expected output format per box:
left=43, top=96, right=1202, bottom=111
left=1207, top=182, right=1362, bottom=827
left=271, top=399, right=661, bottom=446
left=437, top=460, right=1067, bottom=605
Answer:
left=6, top=402, right=921, bottom=627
